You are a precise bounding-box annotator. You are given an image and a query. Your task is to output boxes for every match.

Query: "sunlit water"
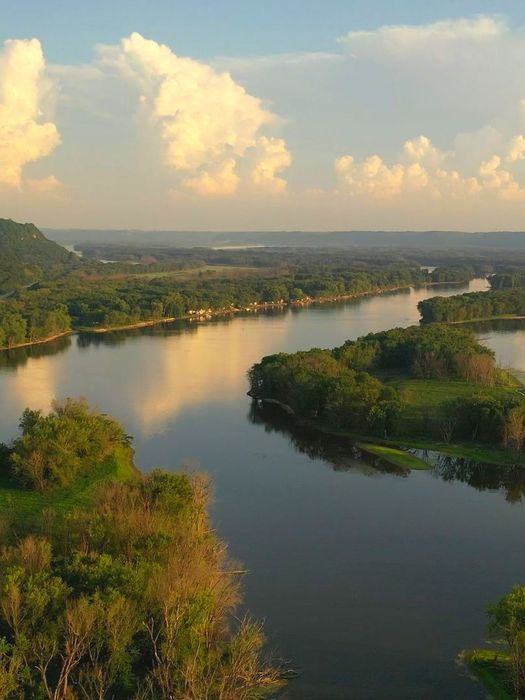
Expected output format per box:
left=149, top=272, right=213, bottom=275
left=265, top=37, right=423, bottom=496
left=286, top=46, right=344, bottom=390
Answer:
left=1, top=278, right=525, bottom=699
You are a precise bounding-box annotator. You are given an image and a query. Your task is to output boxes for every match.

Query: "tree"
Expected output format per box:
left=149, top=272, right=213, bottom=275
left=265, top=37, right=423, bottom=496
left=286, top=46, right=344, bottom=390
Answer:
left=504, top=407, right=525, bottom=452
left=489, top=586, right=525, bottom=698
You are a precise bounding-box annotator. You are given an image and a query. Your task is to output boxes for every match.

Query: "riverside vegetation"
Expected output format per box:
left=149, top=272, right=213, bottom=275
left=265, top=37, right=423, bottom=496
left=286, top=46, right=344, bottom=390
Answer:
left=0, top=217, right=496, bottom=351
left=248, top=324, right=525, bottom=464
left=0, top=399, right=284, bottom=699
left=418, top=270, right=525, bottom=323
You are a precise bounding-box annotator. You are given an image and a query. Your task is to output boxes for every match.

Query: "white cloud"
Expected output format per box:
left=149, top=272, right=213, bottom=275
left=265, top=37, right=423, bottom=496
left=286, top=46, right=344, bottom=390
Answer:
left=0, top=38, right=60, bottom=188
left=97, top=32, right=291, bottom=196
left=507, top=135, right=525, bottom=163
left=248, top=136, right=291, bottom=193
left=336, top=133, right=525, bottom=203
left=339, top=16, right=505, bottom=63
left=183, top=158, right=239, bottom=197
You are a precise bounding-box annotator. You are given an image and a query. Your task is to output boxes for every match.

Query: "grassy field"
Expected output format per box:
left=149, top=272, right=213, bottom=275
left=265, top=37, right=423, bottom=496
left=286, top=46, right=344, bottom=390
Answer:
left=0, top=446, right=139, bottom=526
left=460, top=650, right=513, bottom=700
left=357, top=442, right=430, bottom=470
left=382, top=376, right=523, bottom=441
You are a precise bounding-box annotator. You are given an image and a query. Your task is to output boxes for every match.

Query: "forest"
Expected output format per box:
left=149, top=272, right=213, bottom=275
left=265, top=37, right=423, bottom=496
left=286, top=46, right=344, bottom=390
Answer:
left=0, top=400, right=284, bottom=699
left=418, top=287, right=525, bottom=323
left=0, top=257, right=433, bottom=349
left=248, top=325, right=525, bottom=451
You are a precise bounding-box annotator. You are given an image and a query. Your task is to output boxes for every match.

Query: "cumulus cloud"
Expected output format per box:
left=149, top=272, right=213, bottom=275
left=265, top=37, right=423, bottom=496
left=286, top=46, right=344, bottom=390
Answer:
left=507, top=135, right=525, bottom=163
left=0, top=38, right=60, bottom=188
left=339, top=15, right=505, bottom=63
left=336, top=133, right=525, bottom=203
left=97, top=32, right=291, bottom=196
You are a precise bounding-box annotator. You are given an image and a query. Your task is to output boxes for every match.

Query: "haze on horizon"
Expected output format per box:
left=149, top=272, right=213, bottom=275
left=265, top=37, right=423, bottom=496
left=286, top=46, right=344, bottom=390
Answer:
left=3, top=0, right=525, bottom=232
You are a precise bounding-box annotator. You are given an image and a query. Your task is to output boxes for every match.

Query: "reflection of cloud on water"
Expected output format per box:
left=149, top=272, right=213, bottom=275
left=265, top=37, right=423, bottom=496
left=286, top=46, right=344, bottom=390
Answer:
left=125, top=317, right=288, bottom=438
left=1, top=356, right=58, bottom=433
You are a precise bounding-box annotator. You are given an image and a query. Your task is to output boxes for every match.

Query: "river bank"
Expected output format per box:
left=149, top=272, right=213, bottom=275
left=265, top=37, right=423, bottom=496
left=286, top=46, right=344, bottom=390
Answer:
left=0, top=280, right=458, bottom=353
left=249, top=392, right=525, bottom=469
left=449, top=314, right=525, bottom=324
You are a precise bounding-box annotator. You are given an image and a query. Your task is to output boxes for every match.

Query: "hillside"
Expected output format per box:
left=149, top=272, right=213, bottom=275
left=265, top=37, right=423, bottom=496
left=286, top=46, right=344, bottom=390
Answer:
left=0, top=218, right=79, bottom=294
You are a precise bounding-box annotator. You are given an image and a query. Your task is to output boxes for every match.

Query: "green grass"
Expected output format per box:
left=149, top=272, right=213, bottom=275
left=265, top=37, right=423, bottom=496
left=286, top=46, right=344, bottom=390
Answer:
left=307, top=420, right=524, bottom=468
left=356, top=442, right=430, bottom=470
left=0, top=446, right=139, bottom=526
left=392, top=437, right=525, bottom=466
left=461, top=650, right=513, bottom=700
left=382, top=375, right=524, bottom=444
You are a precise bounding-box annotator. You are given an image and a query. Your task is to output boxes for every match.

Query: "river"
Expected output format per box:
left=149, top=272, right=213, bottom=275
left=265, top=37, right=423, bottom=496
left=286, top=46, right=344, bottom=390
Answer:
left=1, top=278, right=525, bottom=699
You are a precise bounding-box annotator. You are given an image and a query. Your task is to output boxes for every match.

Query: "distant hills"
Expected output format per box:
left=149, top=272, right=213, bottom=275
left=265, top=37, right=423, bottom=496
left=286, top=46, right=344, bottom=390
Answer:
left=0, top=219, right=78, bottom=294
left=45, top=228, right=525, bottom=251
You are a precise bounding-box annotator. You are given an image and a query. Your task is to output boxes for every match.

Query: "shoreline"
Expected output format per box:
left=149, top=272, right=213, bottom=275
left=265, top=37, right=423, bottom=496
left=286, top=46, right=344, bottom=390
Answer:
left=249, top=394, right=525, bottom=468
left=449, top=314, right=525, bottom=324
left=0, top=278, right=480, bottom=354
left=0, top=330, right=72, bottom=352
left=0, top=282, right=422, bottom=352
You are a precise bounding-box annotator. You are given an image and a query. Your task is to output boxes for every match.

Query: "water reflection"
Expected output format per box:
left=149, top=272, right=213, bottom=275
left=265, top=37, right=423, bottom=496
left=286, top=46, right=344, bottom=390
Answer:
left=0, top=335, right=71, bottom=372
left=248, top=402, right=409, bottom=477
left=250, top=402, right=525, bottom=503
left=428, top=452, right=525, bottom=504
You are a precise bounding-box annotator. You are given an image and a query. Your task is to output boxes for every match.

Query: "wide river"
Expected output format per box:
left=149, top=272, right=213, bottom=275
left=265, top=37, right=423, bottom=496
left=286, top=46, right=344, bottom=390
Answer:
left=1, top=278, right=525, bottom=699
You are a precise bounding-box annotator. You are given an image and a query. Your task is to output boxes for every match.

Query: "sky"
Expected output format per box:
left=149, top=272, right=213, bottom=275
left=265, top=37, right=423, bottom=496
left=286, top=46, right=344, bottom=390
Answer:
left=3, top=1, right=525, bottom=231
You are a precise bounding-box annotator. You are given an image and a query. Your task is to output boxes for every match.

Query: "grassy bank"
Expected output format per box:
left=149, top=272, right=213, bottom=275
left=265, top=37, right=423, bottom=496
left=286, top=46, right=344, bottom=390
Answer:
left=460, top=650, right=513, bottom=700
left=0, top=445, right=138, bottom=526
left=449, top=314, right=525, bottom=324
left=356, top=442, right=430, bottom=470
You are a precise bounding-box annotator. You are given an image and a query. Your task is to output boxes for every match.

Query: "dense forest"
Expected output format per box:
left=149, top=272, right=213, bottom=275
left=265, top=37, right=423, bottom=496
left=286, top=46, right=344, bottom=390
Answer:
left=248, top=325, right=525, bottom=450
left=6, top=217, right=525, bottom=352
left=489, top=271, right=525, bottom=289
left=0, top=400, right=284, bottom=698
left=1, top=228, right=446, bottom=349
left=418, top=287, right=525, bottom=323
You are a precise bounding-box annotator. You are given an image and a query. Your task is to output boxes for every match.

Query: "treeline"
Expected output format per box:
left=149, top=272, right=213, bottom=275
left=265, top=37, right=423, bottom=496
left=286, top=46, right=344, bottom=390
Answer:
left=430, top=265, right=474, bottom=283
left=0, top=262, right=431, bottom=348
left=490, top=271, right=525, bottom=289
left=0, top=400, right=283, bottom=698
left=248, top=325, right=525, bottom=449
left=418, top=287, right=525, bottom=323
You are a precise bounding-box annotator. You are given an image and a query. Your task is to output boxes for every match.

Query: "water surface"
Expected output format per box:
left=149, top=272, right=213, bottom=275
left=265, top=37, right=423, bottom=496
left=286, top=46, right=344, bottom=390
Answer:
left=1, top=278, right=525, bottom=699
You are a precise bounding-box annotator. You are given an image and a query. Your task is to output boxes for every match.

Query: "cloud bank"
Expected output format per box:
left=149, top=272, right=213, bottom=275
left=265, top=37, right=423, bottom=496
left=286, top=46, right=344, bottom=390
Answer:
left=0, top=38, right=60, bottom=188
left=338, top=15, right=505, bottom=63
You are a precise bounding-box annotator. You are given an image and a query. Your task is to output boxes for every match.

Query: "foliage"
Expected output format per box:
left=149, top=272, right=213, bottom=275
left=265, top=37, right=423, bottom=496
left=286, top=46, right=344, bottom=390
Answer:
left=0, top=404, right=284, bottom=699
left=418, top=287, right=525, bottom=323
left=249, top=325, right=524, bottom=447
left=488, top=586, right=525, bottom=698
left=3, top=219, right=484, bottom=350
left=7, top=399, right=129, bottom=491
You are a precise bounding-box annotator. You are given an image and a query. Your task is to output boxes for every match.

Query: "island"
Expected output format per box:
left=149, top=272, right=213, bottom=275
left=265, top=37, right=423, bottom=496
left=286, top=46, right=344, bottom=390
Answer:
left=248, top=324, right=525, bottom=469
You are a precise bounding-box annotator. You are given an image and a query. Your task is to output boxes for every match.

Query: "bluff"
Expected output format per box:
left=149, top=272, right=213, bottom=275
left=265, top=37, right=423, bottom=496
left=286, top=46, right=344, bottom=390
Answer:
left=0, top=218, right=78, bottom=294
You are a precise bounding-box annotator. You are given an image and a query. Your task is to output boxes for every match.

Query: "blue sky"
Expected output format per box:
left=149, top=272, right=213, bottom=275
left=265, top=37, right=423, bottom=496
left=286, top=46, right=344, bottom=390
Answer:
left=5, top=0, right=525, bottom=62
left=2, top=2, right=525, bottom=230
